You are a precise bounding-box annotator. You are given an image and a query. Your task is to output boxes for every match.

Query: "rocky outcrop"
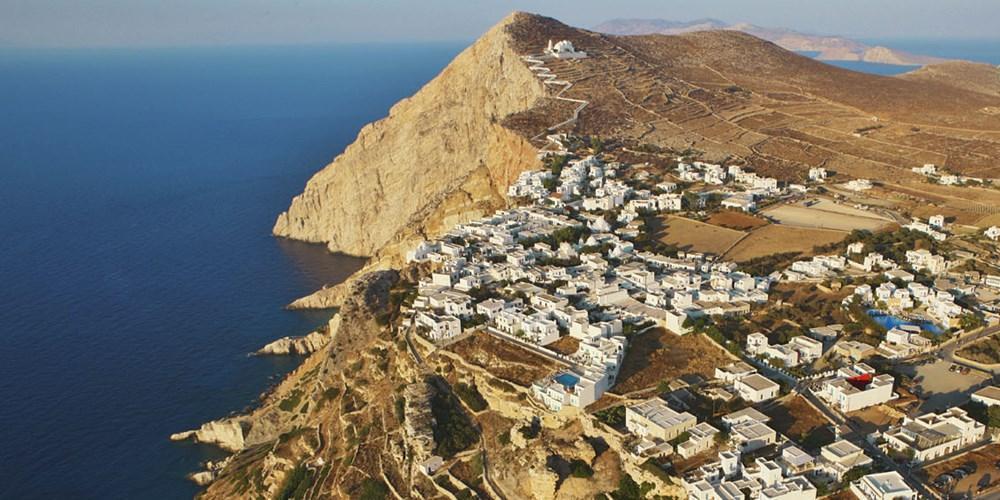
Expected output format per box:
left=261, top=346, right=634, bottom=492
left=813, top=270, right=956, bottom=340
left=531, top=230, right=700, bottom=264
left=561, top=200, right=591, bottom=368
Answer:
left=255, top=326, right=329, bottom=356
left=170, top=418, right=245, bottom=452
left=255, top=315, right=342, bottom=355
left=272, top=12, right=546, bottom=264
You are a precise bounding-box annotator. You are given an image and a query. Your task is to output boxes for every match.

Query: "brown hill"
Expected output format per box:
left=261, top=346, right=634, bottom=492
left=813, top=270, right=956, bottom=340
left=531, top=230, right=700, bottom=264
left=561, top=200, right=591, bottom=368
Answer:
left=594, top=18, right=948, bottom=65
left=275, top=12, right=1000, bottom=263
left=500, top=17, right=1000, bottom=184
left=900, top=61, right=1000, bottom=97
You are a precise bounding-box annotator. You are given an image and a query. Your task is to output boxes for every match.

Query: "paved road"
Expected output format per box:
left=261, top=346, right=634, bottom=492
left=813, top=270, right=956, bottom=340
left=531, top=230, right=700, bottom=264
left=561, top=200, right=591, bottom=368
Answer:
left=801, top=387, right=938, bottom=498
left=939, top=325, right=1000, bottom=375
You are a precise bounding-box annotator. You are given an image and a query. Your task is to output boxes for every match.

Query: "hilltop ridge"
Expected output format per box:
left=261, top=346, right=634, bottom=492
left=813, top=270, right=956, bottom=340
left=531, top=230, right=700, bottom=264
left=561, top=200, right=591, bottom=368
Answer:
left=594, top=17, right=949, bottom=66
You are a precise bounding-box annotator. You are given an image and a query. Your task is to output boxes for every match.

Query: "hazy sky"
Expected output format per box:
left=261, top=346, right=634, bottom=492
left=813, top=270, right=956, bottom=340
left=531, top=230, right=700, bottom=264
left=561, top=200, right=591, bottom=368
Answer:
left=3, top=0, right=999, bottom=48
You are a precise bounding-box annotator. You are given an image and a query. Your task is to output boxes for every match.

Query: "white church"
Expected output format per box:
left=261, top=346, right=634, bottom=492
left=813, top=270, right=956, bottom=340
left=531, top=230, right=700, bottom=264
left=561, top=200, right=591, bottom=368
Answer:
left=545, top=40, right=587, bottom=59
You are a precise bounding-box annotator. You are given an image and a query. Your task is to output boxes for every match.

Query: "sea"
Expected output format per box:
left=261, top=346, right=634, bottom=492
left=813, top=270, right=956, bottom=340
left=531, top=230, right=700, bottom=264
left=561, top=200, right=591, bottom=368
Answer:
left=1, top=37, right=997, bottom=499
left=805, top=38, right=1000, bottom=75
left=0, top=42, right=463, bottom=499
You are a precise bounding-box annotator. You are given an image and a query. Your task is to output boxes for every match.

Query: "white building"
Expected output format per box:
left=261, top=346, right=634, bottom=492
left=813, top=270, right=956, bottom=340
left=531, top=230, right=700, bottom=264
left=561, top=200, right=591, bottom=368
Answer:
left=677, top=422, right=720, bottom=459
left=808, top=167, right=827, bottom=182
left=734, top=373, right=781, bottom=403
left=415, top=312, right=462, bottom=341
left=545, top=39, right=587, bottom=59
left=972, top=385, right=1000, bottom=407
left=985, top=226, right=1000, bottom=241
left=626, top=398, right=697, bottom=443
left=849, top=471, right=916, bottom=500
left=815, top=440, right=872, bottom=482
left=817, top=364, right=894, bottom=413
left=881, top=407, right=985, bottom=463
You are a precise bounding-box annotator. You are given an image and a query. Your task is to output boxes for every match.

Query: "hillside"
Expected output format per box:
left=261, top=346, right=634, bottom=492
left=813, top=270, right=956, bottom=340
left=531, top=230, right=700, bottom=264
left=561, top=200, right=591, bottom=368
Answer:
left=272, top=13, right=547, bottom=263
left=900, top=60, right=1000, bottom=97
left=276, top=13, right=1000, bottom=265
left=193, top=12, right=1000, bottom=499
left=594, top=17, right=948, bottom=65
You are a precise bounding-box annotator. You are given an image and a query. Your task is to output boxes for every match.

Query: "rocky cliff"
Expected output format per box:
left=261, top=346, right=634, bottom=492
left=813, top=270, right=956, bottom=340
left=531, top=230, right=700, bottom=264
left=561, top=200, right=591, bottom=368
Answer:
left=272, top=12, right=547, bottom=264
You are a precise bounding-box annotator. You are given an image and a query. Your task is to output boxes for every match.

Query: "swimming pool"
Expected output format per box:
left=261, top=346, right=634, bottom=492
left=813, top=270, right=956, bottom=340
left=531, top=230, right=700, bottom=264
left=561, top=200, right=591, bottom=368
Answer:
left=554, top=372, right=580, bottom=388
left=867, top=310, right=944, bottom=335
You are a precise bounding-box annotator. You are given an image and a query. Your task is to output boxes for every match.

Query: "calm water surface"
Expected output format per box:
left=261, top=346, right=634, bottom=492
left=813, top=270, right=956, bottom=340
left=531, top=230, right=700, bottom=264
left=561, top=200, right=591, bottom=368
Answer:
left=0, top=42, right=462, bottom=498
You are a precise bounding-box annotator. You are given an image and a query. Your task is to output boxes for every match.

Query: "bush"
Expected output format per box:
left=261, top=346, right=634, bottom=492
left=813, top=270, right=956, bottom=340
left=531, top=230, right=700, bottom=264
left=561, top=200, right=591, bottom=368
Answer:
left=454, top=382, right=489, bottom=412
left=430, top=384, right=479, bottom=458
left=570, top=459, right=594, bottom=478
left=358, top=478, right=389, bottom=500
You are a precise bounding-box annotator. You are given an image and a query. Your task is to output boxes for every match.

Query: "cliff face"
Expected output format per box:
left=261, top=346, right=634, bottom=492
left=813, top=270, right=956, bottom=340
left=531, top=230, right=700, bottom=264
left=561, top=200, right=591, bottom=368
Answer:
left=272, top=13, right=546, bottom=263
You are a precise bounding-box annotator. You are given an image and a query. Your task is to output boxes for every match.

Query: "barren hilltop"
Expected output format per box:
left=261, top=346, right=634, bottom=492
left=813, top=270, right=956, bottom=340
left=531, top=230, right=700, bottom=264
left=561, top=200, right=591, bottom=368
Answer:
left=593, top=18, right=949, bottom=66
left=181, top=12, right=1000, bottom=499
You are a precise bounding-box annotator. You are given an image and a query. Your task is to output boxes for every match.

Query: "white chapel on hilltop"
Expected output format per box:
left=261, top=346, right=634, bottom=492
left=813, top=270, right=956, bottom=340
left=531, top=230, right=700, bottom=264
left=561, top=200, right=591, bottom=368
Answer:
left=546, top=40, right=587, bottom=59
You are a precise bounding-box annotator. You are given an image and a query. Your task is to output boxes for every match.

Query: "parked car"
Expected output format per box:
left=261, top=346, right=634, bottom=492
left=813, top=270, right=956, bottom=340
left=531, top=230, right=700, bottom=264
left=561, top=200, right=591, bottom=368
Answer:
left=953, top=469, right=968, bottom=479
left=963, top=461, right=978, bottom=473
left=935, top=474, right=954, bottom=488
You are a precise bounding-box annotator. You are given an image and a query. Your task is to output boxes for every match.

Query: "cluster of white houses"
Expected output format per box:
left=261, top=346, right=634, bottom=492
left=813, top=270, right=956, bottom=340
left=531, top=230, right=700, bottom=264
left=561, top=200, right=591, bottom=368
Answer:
left=880, top=407, right=986, bottom=463
left=408, top=153, right=779, bottom=411
left=912, top=163, right=987, bottom=187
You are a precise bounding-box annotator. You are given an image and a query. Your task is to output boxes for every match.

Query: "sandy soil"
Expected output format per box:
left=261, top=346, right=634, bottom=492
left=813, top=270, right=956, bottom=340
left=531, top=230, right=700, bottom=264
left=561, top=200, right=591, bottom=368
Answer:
left=762, top=200, right=891, bottom=231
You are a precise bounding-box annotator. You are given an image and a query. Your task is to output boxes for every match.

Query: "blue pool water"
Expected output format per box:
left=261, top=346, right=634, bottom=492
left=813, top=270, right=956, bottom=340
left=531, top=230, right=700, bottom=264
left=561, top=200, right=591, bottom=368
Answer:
left=0, top=43, right=462, bottom=498
left=868, top=310, right=944, bottom=335
left=555, top=372, right=581, bottom=387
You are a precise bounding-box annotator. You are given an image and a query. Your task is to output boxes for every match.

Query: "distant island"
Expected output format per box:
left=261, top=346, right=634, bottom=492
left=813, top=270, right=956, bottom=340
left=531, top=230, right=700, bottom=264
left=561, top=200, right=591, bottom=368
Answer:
left=593, top=18, right=950, bottom=66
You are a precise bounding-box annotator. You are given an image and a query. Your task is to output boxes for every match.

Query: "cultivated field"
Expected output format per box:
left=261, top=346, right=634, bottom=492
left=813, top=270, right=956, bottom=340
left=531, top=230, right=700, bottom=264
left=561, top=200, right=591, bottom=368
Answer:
left=762, top=199, right=891, bottom=231
left=652, top=215, right=746, bottom=256
left=724, top=224, right=847, bottom=262
left=612, top=329, right=734, bottom=394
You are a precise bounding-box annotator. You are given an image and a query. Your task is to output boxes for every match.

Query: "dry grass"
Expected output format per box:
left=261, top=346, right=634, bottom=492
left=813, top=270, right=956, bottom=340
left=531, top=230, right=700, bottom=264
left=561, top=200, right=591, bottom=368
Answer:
left=706, top=210, right=770, bottom=230
left=546, top=336, right=581, bottom=356
left=448, top=331, right=558, bottom=386
left=651, top=215, right=746, bottom=256
left=761, top=396, right=834, bottom=450
left=724, top=224, right=847, bottom=262
left=847, top=404, right=900, bottom=436
left=612, top=329, right=733, bottom=394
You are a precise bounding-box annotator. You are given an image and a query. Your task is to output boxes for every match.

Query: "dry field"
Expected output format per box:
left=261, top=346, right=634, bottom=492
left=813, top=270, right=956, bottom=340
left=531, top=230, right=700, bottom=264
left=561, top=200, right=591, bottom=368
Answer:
left=847, top=404, right=900, bottom=436
left=724, top=224, right=847, bottom=262
left=761, top=396, right=834, bottom=450
left=762, top=200, right=891, bottom=231
left=611, top=329, right=733, bottom=394
left=706, top=210, right=770, bottom=230
left=652, top=215, right=746, bottom=256
left=447, top=331, right=558, bottom=386
left=546, top=336, right=581, bottom=356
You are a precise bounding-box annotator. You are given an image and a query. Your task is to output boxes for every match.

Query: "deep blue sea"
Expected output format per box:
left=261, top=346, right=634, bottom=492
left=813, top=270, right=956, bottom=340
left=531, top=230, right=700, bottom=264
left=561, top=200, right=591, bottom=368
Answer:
left=0, top=42, right=462, bottom=499
left=801, top=38, right=1000, bottom=76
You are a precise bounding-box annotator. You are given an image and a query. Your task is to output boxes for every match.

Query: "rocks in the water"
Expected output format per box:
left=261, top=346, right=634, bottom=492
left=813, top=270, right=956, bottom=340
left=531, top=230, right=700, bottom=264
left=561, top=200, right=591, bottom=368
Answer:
left=169, top=418, right=245, bottom=452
